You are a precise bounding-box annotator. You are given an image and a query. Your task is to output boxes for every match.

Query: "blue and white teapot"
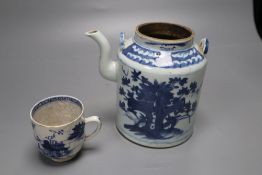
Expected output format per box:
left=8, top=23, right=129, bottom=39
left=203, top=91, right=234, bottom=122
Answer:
left=86, top=22, right=208, bottom=148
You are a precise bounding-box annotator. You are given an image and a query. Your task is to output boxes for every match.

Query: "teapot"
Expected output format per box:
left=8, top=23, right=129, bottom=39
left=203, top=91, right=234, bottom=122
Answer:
left=86, top=22, right=208, bottom=148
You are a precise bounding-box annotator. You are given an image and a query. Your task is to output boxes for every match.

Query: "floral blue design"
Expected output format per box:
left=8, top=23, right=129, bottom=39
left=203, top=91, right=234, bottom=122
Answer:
left=36, top=129, right=71, bottom=159
left=119, top=87, right=126, bottom=96
left=38, top=140, right=71, bottom=159
left=122, top=77, right=130, bottom=86
left=131, top=85, right=139, bottom=93
left=68, top=122, right=85, bottom=140
left=122, top=43, right=205, bottom=68
left=190, top=82, right=197, bottom=93
left=119, top=101, right=126, bottom=111
left=177, top=87, right=190, bottom=96
left=131, top=70, right=141, bottom=81
left=45, top=130, right=64, bottom=140
left=119, top=68, right=200, bottom=139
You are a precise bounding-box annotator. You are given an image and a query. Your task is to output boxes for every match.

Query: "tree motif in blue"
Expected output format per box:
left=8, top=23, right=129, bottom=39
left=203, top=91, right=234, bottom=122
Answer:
left=119, top=68, right=200, bottom=139
left=39, top=140, right=70, bottom=159
left=37, top=130, right=71, bottom=159
left=68, top=122, right=85, bottom=140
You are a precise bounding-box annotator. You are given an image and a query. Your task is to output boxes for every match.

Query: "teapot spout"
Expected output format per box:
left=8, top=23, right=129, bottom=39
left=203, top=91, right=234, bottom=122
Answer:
left=85, top=30, right=118, bottom=82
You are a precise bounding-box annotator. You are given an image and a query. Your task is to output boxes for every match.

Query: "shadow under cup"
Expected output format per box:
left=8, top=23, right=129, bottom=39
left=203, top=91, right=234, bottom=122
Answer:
left=30, top=95, right=86, bottom=162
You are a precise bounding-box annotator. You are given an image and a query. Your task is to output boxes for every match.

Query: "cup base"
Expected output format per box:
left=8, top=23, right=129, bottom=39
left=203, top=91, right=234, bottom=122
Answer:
left=39, top=153, right=78, bottom=163
left=51, top=155, right=76, bottom=162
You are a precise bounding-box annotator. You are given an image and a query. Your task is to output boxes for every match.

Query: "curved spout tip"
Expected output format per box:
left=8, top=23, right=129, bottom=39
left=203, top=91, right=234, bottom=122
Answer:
left=85, top=30, right=99, bottom=36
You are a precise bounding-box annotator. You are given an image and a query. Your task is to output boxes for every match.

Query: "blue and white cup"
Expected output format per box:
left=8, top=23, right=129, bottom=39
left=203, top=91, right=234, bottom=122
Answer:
left=30, top=95, right=102, bottom=162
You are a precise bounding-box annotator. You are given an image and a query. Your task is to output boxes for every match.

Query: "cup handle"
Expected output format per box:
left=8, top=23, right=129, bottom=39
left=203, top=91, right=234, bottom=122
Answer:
left=83, top=116, right=102, bottom=142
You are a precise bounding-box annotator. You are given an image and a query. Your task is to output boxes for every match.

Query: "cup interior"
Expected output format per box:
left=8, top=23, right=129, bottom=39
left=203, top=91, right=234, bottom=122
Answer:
left=30, top=96, right=83, bottom=127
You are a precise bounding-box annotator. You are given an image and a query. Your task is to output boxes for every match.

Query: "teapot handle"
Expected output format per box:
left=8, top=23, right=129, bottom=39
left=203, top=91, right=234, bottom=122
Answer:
left=198, top=38, right=209, bottom=55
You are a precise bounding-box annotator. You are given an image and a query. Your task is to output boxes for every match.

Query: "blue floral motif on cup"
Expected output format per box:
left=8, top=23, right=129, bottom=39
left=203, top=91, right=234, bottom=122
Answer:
left=68, top=122, right=85, bottom=140
left=34, top=121, right=85, bottom=159
left=36, top=129, right=72, bottom=159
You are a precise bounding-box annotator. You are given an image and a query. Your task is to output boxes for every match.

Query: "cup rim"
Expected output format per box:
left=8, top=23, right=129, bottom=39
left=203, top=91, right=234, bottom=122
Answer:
left=30, top=95, right=84, bottom=128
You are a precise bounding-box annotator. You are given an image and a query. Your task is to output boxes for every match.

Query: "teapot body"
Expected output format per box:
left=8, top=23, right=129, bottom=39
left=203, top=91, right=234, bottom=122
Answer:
left=86, top=22, right=208, bottom=148
left=115, top=23, right=208, bottom=147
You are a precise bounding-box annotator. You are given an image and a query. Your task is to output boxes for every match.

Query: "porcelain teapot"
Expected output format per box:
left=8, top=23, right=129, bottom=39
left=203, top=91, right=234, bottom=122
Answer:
left=86, top=22, right=208, bottom=148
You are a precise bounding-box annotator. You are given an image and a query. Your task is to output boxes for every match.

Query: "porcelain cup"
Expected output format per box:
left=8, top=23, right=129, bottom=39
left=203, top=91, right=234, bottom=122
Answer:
left=30, top=95, right=102, bottom=162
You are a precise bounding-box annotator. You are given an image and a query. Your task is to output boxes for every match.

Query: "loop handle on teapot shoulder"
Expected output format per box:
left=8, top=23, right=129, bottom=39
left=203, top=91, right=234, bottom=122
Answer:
left=198, top=38, right=209, bottom=55
left=120, top=32, right=125, bottom=50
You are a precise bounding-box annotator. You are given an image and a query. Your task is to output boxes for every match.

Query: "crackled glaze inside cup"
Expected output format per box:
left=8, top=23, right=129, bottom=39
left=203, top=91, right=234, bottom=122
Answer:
left=32, top=97, right=82, bottom=126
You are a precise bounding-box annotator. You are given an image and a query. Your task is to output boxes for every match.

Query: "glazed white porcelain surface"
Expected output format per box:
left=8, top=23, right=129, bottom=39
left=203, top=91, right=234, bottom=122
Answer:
left=86, top=22, right=208, bottom=148
left=30, top=95, right=102, bottom=162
